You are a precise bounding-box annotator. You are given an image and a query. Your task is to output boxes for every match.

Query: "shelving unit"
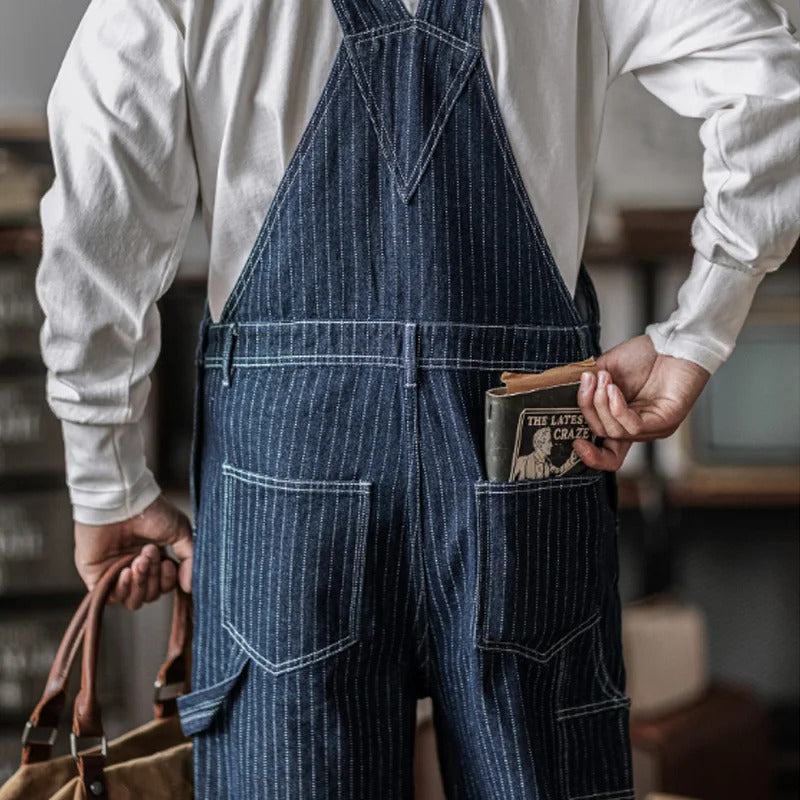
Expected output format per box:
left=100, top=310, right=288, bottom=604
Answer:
left=0, top=124, right=132, bottom=782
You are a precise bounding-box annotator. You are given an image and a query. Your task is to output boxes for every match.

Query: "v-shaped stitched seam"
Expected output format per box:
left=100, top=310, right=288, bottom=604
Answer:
left=344, top=21, right=479, bottom=201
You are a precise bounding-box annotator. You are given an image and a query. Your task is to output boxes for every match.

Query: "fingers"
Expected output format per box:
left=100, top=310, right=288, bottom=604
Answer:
left=160, top=557, right=178, bottom=594
left=140, top=544, right=162, bottom=604
left=591, top=371, right=628, bottom=439
left=108, top=567, right=131, bottom=605
left=578, top=371, right=605, bottom=436
left=75, top=495, right=195, bottom=608
left=137, top=496, right=194, bottom=594
left=606, top=383, right=645, bottom=438
left=177, top=553, right=193, bottom=594
left=573, top=437, right=631, bottom=472
left=113, top=497, right=195, bottom=598
left=579, top=369, right=647, bottom=441
left=109, top=544, right=166, bottom=610
left=165, top=513, right=194, bottom=594
left=576, top=369, right=634, bottom=471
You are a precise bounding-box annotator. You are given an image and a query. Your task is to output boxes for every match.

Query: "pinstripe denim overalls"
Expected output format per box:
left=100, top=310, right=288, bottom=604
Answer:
left=177, top=0, right=635, bottom=797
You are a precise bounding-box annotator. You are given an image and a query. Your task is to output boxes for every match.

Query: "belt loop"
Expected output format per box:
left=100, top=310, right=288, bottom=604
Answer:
left=403, top=322, right=418, bottom=388
left=221, top=323, right=238, bottom=388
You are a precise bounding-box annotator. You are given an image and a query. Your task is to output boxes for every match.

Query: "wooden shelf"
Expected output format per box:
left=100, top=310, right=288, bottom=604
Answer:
left=0, top=226, right=41, bottom=258
left=584, top=208, right=697, bottom=263
left=615, top=468, right=800, bottom=511
left=666, top=467, right=800, bottom=508
left=0, top=118, right=48, bottom=142
left=584, top=207, right=799, bottom=266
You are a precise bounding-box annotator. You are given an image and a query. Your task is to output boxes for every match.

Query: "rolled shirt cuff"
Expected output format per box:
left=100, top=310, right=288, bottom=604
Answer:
left=60, top=419, right=162, bottom=525
left=645, top=251, right=766, bottom=375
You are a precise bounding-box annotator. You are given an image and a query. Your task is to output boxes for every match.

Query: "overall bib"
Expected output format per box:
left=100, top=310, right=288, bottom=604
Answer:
left=177, top=0, right=635, bottom=797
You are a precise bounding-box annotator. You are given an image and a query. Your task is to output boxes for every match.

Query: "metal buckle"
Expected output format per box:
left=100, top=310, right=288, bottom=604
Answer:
left=154, top=679, right=186, bottom=703
left=21, top=721, right=58, bottom=747
left=70, top=732, right=108, bottom=759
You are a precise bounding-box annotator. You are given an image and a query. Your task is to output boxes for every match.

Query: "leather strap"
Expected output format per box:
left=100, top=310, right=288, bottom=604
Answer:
left=20, top=553, right=192, bottom=779
left=72, top=555, right=191, bottom=798
left=22, top=592, right=92, bottom=764
left=72, top=553, right=138, bottom=742
left=77, top=752, right=108, bottom=799
left=154, top=586, right=193, bottom=719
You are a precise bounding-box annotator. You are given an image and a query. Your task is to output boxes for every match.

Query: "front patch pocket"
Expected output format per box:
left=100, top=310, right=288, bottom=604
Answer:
left=221, top=462, right=372, bottom=675
left=474, top=474, right=612, bottom=662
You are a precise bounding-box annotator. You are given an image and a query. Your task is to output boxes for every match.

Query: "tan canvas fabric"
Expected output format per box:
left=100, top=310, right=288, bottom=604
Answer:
left=49, top=743, right=192, bottom=800
left=0, top=718, right=190, bottom=800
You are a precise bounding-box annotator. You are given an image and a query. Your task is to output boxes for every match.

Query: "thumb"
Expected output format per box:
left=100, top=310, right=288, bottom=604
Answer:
left=170, top=525, right=194, bottom=594
left=131, top=496, right=194, bottom=594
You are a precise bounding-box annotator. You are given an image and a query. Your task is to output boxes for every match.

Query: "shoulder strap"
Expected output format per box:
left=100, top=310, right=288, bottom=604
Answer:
left=331, top=0, right=484, bottom=44
left=414, top=0, right=484, bottom=44
left=330, top=0, right=405, bottom=36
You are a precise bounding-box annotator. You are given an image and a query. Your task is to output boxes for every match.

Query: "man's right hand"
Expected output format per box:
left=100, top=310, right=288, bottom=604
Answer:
left=74, top=494, right=194, bottom=610
left=574, top=334, right=710, bottom=471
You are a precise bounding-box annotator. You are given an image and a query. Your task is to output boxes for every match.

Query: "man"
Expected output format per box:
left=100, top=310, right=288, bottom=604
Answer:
left=36, top=0, right=799, bottom=796
left=511, top=426, right=582, bottom=480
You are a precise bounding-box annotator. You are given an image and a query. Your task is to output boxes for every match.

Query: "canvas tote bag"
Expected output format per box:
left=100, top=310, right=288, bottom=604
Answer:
left=0, top=553, right=194, bottom=799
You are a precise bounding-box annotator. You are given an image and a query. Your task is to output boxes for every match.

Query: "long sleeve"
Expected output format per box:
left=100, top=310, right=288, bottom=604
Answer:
left=599, top=0, right=800, bottom=373
left=35, top=0, right=198, bottom=524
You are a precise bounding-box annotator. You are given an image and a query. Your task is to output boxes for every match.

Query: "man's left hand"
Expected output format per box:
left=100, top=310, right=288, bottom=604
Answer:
left=573, top=334, right=711, bottom=471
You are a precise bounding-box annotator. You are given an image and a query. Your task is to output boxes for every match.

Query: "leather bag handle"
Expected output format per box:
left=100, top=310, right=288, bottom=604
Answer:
left=21, top=592, right=93, bottom=765
left=70, top=555, right=192, bottom=799
left=20, top=554, right=192, bottom=769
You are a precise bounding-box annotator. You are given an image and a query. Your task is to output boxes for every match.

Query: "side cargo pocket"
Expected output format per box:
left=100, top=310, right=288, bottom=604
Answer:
left=554, top=612, right=634, bottom=800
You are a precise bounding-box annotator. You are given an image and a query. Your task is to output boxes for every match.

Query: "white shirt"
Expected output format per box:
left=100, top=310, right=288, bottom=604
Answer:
left=35, top=0, right=800, bottom=524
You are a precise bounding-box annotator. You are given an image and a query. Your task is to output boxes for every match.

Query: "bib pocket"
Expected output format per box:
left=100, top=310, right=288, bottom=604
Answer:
left=474, top=473, right=612, bottom=662
left=220, top=462, right=372, bottom=675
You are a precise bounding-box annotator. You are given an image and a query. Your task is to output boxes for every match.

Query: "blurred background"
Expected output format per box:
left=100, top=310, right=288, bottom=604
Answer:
left=0, top=2, right=798, bottom=798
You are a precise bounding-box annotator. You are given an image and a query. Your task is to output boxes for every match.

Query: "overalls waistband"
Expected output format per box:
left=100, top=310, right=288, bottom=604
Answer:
left=200, top=318, right=599, bottom=373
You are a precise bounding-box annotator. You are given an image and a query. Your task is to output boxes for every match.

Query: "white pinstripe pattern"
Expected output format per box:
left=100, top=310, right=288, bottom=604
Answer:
left=177, top=0, right=634, bottom=796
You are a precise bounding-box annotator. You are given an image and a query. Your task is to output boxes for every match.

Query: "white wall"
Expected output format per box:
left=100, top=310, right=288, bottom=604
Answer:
left=0, top=0, right=90, bottom=119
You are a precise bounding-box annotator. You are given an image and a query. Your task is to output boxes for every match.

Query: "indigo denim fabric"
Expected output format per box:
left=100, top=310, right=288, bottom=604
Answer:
left=176, top=0, right=635, bottom=797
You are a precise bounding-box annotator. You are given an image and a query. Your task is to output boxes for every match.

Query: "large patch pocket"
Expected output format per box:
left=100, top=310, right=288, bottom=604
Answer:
left=474, top=474, right=612, bottom=662
left=220, top=462, right=372, bottom=675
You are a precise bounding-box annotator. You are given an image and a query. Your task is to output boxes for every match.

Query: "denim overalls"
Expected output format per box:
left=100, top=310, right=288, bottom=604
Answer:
left=177, top=0, right=635, bottom=797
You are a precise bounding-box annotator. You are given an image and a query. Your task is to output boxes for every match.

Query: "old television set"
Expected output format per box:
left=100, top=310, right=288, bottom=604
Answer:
left=656, top=263, right=800, bottom=485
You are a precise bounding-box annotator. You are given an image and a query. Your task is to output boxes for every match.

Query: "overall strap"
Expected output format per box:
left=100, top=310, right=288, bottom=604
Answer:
left=415, top=0, right=484, bottom=44
left=330, top=0, right=407, bottom=36
left=332, top=0, right=484, bottom=44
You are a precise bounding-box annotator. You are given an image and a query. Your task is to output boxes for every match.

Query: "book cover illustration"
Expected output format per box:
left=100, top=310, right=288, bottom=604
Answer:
left=484, top=358, right=602, bottom=482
